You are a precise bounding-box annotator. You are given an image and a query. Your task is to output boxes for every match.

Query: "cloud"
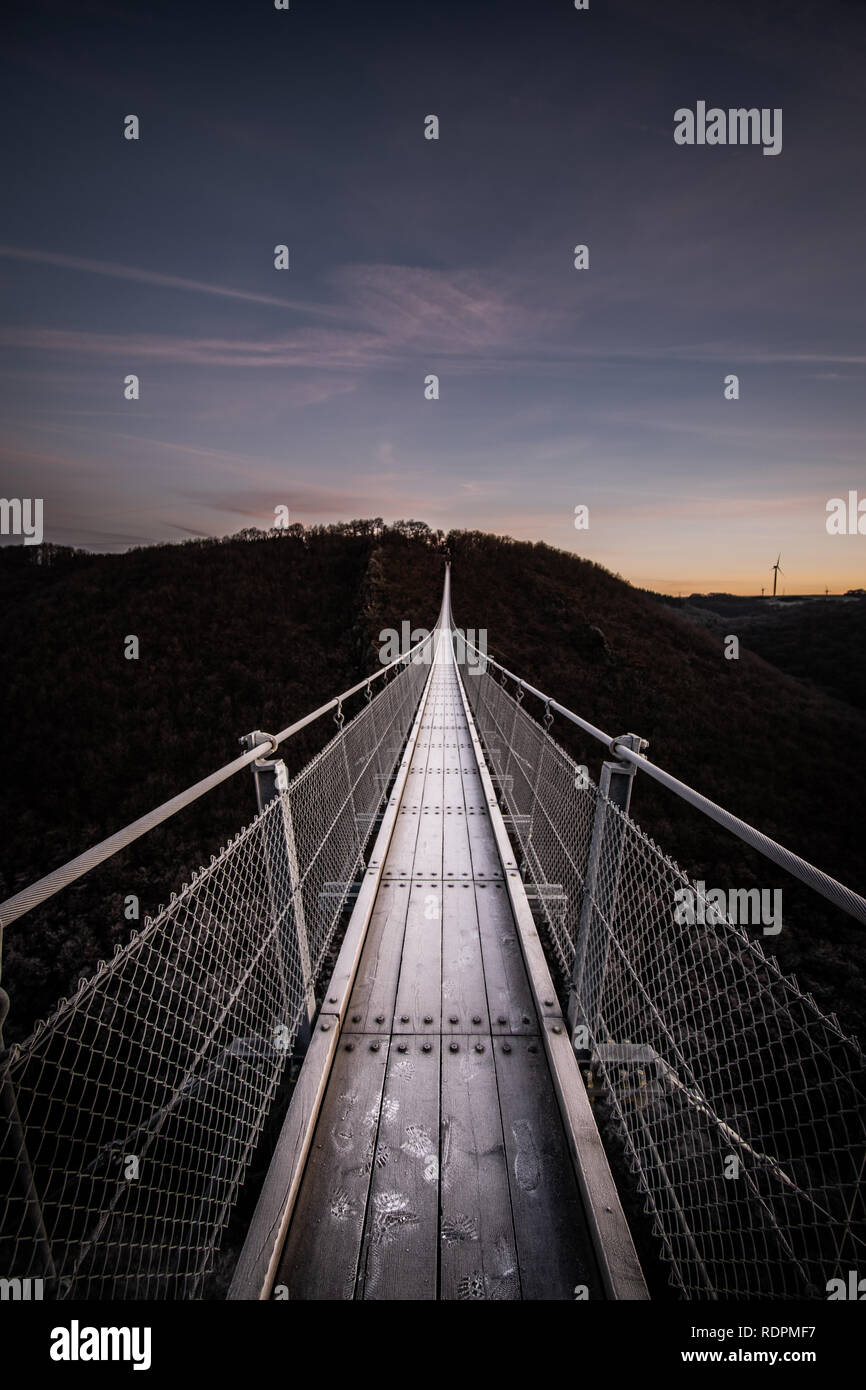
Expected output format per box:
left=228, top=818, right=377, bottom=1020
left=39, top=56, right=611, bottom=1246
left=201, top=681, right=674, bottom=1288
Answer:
left=0, top=244, right=345, bottom=317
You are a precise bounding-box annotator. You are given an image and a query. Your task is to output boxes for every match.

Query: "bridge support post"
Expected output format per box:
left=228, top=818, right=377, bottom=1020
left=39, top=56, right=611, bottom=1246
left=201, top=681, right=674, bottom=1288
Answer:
left=569, top=733, right=644, bottom=1052
left=242, top=732, right=317, bottom=1052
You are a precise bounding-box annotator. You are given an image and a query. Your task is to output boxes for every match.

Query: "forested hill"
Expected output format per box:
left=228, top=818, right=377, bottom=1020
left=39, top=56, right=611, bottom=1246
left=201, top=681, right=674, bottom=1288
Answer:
left=2, top=521, right=865, bottom=1044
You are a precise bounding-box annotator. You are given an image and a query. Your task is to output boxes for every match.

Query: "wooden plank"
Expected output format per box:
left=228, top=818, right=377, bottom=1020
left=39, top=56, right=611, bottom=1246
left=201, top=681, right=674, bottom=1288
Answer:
left=275, top=1036, right=388, bottom=1300
left=442, top=698, right=472, bottom=868
left=442, top=804, right=473, bottom=879
left=542, top=1020, right=649, bottom=1300
left=317, top=660, right=436, bottom=1027
left=356, top=1037, right=441, bottom=1300
left=227, top=1020, right=338, bottom=1300
left=440, top=1036, right=521, bottom=1301
left=494, top=1034, right=603, bottom=1300
left=452, top=657, right=648, bottom=1300
left=440, top=878, right=490, bottom=1034
left=412, top=690, right=444, bottom=875
left=392, top=884, right=442, bottom=1034
left=412, top=796, right=443, bottom=877
left=342, top=882, right=410, bottom=1033
left=474, top=882, right=538, bottom=1034
left=229, top=662, right=438, bottom=1300
left=381, top=721, right=432, bottom=868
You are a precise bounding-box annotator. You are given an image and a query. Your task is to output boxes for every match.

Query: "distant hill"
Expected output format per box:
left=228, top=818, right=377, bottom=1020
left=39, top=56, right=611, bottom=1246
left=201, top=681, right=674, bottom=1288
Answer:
left=2, top=524, right=865, bottom=1047
left=650, top=591, right=866, bottom=713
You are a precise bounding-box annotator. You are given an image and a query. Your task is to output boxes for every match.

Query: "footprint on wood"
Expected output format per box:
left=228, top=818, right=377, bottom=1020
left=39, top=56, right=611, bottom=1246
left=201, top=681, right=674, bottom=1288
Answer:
left=441, top=1213, right=478, bottom=1244
left=456, top=1272, right=486, bottom=1300
left=372, top=1191, right=419, bottom=1244
left=329, top=1187, right=354, bottom=1220
left=402, top=1124, right=434, bottom=1158
left=512, top=1120, right=540, bottom=1191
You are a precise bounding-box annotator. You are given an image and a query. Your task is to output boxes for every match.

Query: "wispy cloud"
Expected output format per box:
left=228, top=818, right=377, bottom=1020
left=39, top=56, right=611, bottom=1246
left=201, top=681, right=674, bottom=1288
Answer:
left=0, top=245, right=344, bottom=317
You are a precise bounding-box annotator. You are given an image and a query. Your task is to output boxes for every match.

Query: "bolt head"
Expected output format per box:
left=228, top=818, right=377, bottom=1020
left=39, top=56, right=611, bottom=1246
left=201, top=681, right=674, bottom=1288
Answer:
left=400, top=1015, right=409, bottom=1023
left=475, top=1043, right=484, bottom=1053
left=345, top=1043, right=354, bottom=1052
left=422, top=1042, right=432, bottom=1053
left=497, top=1015, right=507, bottom=1025
left=351, top=1014, right=361, bottom=1023
left=397, top=1043, right=407, bottom=1053
left=424, top=1015, right=433, bottom=1024
left=472, top=1015, right=481, bottom=1025
left=528, top=1044, right=538, bottom=1053
left=449, top=1015, right=458, bottom=1024
left=370, top=1041, right=379, bottom=1052
left=375, top=1015, right=385, bottom=1024
left=449, top=1042, right=459, bottom=1053
left=503, top=1043, right=512, bottom=1053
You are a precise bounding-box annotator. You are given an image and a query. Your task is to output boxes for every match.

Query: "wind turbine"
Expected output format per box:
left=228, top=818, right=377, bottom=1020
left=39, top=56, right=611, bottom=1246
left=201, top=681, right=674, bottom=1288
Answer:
left=771, top=553, right=783, bottom=598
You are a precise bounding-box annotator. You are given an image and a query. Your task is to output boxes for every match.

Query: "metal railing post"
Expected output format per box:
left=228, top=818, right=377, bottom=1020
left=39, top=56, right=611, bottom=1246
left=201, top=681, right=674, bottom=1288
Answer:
left=569, top=733, right=645, bottom=1050
left=242, top=733, right=316, bottom=1050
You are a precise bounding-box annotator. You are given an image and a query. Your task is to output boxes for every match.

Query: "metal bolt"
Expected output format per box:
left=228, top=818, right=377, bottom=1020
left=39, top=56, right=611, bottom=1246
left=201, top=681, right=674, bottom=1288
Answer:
left=450, top=1015, right=458, bottom=1024
left=544, top=998, right=554, bottom=1007
left=472, top=1015, right=481, bottom=1025
left=345, top=1043, right=354, bottom=1051
left=450, top=1042, right=459, bottom=1053
left=552, top=1025, right=562, bottom=1034
left=422, top=1042, right=432, bottom=1053
left=370, top=1041, right=380, bottom=1051
left=522, top=1015, right=531, bottom=1025
left=352, top=1014, right=361, bottom=1023
left=502, top=1042, right=512, bottom=1054
left=475, top=1043, right=484, bottom=1053
left=397, top=1043, right=407, bottom=1053
left=424, top=1015, right=433, bottom=1024
left=497, top=1015, right=507, bottom=1025
left=375, top=1015, right=385, bottom=1024
left=400, top=1015, right=409, bottom=1023
left=528, top=1043, right=538, bottom=1053
left=320, top=1022, right=330, bottom=1031
left=329, top=996, right=338, bottom=1004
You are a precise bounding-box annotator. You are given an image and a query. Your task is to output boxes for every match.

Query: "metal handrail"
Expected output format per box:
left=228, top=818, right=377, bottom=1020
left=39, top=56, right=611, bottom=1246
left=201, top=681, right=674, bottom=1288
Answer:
left=0, top=629, right=436, bottom=931
left=453, top=625, right=866, bottom=927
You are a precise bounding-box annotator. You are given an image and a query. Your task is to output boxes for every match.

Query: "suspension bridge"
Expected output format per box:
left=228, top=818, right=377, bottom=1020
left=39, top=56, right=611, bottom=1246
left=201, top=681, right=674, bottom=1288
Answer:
left=1, top=565, right=864, bottom=1300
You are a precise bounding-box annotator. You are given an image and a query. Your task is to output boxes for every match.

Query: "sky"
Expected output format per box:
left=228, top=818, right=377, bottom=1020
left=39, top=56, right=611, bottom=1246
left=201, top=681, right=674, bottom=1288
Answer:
left=1, top=0, right=865, bottom=594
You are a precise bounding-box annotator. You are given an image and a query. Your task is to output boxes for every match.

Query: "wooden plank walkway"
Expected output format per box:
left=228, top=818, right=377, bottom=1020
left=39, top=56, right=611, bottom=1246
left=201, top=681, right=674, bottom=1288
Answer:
left=271, top=640, right=607, bottom=1300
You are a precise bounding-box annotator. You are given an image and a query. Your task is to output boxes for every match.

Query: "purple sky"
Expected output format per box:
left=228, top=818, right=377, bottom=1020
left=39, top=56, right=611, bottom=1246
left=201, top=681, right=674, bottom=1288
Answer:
left=2, top=0, right=865, bottom=593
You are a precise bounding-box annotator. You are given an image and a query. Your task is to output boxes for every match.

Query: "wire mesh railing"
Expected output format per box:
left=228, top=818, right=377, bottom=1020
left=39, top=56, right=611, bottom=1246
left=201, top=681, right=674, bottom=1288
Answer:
left=0, top=640, right=433, bottom=1299
left=454, top=641, right=866, bottom=1300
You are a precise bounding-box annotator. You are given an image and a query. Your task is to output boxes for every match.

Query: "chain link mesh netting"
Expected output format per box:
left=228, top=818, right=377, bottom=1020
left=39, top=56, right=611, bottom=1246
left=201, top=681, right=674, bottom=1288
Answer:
left=455, top=646, right=866, bottom=1300
left=0, top=646, right=432, bottom=1299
